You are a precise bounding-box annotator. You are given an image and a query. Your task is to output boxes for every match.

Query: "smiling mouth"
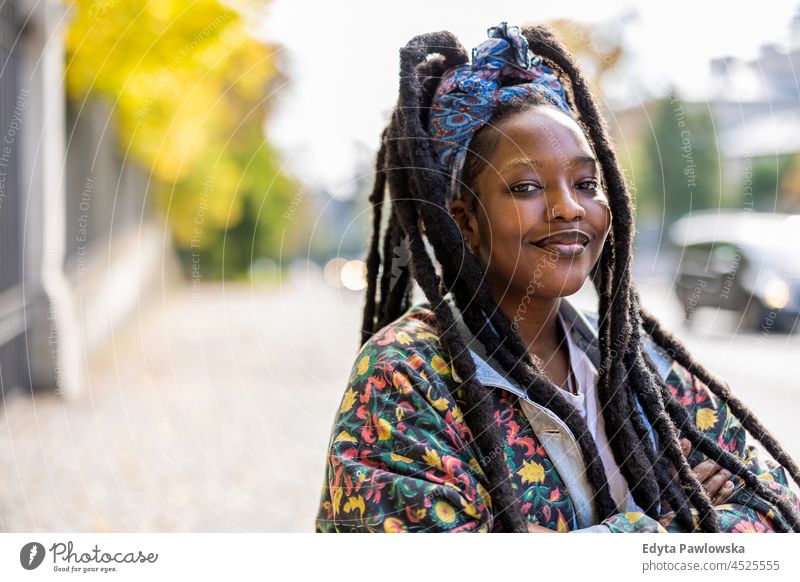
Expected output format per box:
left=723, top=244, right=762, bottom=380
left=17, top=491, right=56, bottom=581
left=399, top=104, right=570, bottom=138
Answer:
left=529, top=241, right=587, bottom=257
left=529, top=231, right=591, bottom=257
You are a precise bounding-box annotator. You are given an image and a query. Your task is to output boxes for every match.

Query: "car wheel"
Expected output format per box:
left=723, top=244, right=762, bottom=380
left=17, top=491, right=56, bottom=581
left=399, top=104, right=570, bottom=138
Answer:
left=743, top=299, right=768, bottom=332
left=772, top=311, right=800, bottom=334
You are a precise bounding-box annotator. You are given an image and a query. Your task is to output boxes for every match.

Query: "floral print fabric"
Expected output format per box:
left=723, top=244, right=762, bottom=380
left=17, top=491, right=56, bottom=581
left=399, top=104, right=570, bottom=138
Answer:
left=315, top=303, right=800, bottom=532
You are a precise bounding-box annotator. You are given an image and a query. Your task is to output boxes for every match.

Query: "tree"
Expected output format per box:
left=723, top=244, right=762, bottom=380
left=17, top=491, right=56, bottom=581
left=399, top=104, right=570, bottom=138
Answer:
left=639, top=90, right=721, bottom=224
left=543, top=18, right=625, bottom=94
left=65, top=0, right=302, bottom=278
left=775, top=154, right=800, bottom=211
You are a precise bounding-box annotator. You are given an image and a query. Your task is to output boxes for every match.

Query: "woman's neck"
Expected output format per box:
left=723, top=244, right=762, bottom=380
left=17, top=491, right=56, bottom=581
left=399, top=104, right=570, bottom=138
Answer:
left=495, top=292, right=563, bottom=359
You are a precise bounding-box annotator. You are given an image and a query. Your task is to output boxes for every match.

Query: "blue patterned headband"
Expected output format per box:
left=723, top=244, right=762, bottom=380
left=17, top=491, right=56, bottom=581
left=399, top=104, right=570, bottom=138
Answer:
left=428, top=22, right=572, bottom=200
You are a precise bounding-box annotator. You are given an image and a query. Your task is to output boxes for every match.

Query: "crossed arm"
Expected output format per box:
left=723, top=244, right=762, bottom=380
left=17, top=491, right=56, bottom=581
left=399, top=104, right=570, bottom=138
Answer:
left=602, top=363, right=800, bottom=533
left=317, top=345, right=800, bottom=533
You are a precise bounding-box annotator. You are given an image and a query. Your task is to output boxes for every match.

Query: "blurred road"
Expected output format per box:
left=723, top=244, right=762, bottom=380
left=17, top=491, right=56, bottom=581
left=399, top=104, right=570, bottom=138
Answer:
left=1, top=273, right=798, bottom=532
left=0, top=274, right=361, bottom=532
left=580, top=277, right=800, bottom=464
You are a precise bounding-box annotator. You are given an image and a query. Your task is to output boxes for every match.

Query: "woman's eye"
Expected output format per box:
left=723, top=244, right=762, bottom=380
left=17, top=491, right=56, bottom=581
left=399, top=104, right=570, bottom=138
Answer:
left=576, top=179, right=599, bottom=191
left=509, top=183, right=541, bottom=194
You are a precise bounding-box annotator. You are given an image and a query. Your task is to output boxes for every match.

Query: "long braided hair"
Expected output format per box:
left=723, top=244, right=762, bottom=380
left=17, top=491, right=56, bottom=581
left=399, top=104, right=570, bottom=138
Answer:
left=359, top=25, right=800, bottom=533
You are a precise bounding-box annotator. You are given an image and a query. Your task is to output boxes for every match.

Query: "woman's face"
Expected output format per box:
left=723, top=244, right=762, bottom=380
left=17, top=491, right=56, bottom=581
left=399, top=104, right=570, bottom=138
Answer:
left=451, top=105, right=612, bottom=301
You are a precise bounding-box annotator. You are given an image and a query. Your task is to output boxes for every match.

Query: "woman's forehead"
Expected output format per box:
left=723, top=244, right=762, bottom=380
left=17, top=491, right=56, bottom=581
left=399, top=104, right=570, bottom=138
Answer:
left=488, top=107, right=594, bottom=163
left=488, top=119, right=597, bottom=173
left=495, top=106, right=591, bottom=151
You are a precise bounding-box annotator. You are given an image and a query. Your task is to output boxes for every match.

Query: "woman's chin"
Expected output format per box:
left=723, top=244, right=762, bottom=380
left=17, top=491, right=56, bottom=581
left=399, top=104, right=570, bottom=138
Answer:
left=552, top=277, right=588, bottom=298
left=522, top=259, right=592, bottom=293
left=508, top=270, right=589, bottom=299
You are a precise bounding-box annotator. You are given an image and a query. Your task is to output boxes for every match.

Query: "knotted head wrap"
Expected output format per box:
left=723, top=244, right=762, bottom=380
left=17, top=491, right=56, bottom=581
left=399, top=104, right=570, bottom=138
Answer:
left=428, top=22, right=573, bottom=200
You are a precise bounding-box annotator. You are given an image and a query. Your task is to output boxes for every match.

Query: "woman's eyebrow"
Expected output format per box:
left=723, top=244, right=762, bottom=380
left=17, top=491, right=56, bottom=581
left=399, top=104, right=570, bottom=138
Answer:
left=498, top=155, right=597, bottom=174
left=566, top=155, right=598, bottom=169
left=497, top=158, right=542, bottom=174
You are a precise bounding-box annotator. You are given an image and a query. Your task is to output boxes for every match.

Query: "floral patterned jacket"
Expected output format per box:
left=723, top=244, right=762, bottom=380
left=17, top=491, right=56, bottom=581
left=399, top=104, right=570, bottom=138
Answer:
left=315, top=297, right=800, bottom=533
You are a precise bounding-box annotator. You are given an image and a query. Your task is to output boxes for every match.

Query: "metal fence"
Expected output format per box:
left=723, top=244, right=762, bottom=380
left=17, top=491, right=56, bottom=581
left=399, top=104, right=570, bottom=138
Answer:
left=0, top=0, right=29, bottom=397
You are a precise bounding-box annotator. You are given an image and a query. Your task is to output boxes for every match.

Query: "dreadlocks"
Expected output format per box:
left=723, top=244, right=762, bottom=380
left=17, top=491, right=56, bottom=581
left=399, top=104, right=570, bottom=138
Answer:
left=358, top=25, right=800, bottom=533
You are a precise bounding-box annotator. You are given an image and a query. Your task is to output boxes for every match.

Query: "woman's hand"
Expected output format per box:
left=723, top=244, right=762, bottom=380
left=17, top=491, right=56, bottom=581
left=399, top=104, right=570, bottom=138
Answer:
left=662, top=439, right=736, bottom=513
left=527, top=523, right=556, bottom=533
left=679, top=438, right=736, bottom=505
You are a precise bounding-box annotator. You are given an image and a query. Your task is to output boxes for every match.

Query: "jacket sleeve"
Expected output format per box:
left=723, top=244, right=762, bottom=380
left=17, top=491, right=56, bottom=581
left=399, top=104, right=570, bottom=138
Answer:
left=316, top=343, right=495, bottom=532
left=655, top=361, right=800, bottom=532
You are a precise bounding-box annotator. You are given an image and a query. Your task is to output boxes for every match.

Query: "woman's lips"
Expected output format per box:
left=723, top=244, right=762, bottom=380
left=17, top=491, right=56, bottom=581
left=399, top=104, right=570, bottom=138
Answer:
left=530, top=241, right=587, bottom=256
left=529, top=229, right=591, bottom=256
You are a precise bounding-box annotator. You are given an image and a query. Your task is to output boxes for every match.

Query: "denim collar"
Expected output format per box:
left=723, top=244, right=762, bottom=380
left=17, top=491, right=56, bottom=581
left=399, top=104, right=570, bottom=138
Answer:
left=436, top=293, right=668, bottom=525
left=439, top=294, right=674, bottom=394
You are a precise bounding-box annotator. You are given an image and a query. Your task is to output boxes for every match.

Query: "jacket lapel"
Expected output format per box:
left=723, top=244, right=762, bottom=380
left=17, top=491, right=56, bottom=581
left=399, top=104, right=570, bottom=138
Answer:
left=442, top=294, right=669, bottom=527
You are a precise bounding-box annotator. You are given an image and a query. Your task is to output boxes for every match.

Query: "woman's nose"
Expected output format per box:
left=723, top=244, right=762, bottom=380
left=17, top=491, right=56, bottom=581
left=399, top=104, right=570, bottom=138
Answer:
left=544, top=184, right=586, bottom=221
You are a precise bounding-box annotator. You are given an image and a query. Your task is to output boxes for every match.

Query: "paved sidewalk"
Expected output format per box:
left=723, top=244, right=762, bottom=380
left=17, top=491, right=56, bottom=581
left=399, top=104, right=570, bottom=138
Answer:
left=0, top=279, right=362, bottom=532
left=1, top=278, right=798, bottom=532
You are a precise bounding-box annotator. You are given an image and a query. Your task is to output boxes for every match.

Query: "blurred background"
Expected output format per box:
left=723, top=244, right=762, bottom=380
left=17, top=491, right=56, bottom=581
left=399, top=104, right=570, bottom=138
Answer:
left=1, top=0, right=799, bottom=532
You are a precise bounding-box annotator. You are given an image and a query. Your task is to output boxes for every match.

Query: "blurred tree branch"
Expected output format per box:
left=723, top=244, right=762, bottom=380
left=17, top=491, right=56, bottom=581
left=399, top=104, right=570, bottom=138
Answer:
left=65, top=0, right=302, bottom=278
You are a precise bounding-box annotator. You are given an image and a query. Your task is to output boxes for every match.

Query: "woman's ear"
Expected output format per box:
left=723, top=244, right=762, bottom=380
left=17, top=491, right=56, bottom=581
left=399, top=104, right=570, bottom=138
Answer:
left=449, top=195, right=480, bottom=252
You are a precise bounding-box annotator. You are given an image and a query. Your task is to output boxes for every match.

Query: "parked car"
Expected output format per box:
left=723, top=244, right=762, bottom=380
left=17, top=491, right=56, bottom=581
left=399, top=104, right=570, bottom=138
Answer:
left=669, top=210, right=800, bottom=333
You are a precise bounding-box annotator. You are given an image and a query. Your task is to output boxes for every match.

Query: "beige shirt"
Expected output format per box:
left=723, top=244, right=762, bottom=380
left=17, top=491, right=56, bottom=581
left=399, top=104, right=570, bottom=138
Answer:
left=557, top=310, right=644, bottom=514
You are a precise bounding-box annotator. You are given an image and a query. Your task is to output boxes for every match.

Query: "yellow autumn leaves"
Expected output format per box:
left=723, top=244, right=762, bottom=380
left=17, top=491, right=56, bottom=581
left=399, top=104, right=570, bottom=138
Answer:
left=65, top=0, right=299, bottom=276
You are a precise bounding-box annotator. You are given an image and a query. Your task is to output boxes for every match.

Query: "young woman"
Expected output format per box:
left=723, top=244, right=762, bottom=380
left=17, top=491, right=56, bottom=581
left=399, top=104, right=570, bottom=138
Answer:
left=315, top=23, right=800, bottom=533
